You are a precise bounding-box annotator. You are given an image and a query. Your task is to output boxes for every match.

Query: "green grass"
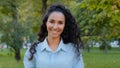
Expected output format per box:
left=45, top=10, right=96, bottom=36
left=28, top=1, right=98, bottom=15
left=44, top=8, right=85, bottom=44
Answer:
left=0, top=48, right=120, bottom=68
left=0, top=49, right=25, bottom=68
left=0, top=56, right=24, bottom=68
left=83, top=48, right=120, bottom=68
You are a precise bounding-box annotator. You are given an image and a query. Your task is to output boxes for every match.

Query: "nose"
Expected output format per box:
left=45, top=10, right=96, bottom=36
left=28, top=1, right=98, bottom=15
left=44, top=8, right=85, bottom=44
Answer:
left=53, top=24, right=58, bottom=30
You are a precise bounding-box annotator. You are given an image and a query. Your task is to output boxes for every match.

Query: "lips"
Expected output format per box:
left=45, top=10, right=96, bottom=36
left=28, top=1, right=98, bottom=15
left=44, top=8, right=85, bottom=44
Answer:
left=52, top=31, right=58, bottom=34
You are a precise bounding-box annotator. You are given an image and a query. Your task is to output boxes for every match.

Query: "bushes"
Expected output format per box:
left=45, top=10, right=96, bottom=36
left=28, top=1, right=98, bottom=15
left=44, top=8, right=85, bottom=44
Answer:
left=99, top=45, right=111, bottom=50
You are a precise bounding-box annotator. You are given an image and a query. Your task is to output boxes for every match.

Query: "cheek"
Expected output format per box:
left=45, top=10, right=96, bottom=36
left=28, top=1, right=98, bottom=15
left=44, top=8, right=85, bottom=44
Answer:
left=60, top=25, right=65, bottom=31
left=46, top=22, right=52, bottom=29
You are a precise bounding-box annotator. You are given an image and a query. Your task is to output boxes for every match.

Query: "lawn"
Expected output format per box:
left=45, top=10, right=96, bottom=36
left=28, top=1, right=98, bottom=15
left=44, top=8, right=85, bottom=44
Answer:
left=82, top=48, right=120, bottom=68
left=0, top=48, right=120, bottom=68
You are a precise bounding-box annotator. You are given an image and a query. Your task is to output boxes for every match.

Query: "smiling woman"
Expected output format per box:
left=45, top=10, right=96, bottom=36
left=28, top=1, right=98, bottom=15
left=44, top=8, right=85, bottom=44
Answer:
left=23, top=4, right=84, bottom=68
left=46, top=12, right=65, bottom=38
left=46, top=12, right=65, bottom=51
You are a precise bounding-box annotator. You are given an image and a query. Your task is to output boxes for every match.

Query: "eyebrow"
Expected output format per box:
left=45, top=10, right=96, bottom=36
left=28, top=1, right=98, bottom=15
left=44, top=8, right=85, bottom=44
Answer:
left=48, top=18, right=64, bottom=22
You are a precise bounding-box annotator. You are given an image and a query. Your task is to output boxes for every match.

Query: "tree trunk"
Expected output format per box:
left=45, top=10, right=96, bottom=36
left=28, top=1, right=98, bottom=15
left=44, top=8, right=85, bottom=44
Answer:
left=42, top=0, right=47, bottom=17
left=87, top=45, right=90, bottom=53
left=118, top=39, right=120, bottom=51
left=14, top=48, right=21, bottom=62
left=12, top=0, right=21, bottom=62
left=104, top=42, right=108, bottom=53
left=85, top=35, right=90, bottom=53
left=104, top=39, right=108, bottom=53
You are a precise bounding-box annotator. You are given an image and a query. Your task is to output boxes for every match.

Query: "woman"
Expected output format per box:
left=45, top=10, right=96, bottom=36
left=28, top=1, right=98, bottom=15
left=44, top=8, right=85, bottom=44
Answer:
left=23, top=4, right=84, bottom=68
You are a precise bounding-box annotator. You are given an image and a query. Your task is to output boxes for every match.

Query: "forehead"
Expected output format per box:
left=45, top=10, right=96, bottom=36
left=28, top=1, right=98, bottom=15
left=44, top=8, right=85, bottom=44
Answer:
left=48, top=11, right=65, bottom=21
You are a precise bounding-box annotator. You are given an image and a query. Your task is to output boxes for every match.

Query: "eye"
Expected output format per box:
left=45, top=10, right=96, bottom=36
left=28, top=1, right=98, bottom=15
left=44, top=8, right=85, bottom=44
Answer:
left=49, top=20, right=54, bottom=24
left=58, top=21, right=64, bottom=24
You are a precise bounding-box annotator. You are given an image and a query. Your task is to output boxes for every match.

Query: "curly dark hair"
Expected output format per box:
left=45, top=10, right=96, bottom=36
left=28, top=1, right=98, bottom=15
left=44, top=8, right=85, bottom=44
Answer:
left=29, top=4, right=83, bottom=60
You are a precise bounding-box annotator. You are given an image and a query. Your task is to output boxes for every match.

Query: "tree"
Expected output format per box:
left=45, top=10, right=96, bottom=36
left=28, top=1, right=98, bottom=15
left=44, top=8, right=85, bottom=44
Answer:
left=72, top=0, right=120, bottom=52
left=0, top=0, right=47, bottom=61
left=0, top=0, right=26, bottom=61
left=42, top=0, right=47, bottom=17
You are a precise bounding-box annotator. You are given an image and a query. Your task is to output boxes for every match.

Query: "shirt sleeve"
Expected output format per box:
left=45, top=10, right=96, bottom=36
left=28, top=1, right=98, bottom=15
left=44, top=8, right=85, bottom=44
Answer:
left=73, top=54, right=84, bottom=68
left=23, top=48, right=36, bottom=68
left=77, top=54, right=84, bottom=68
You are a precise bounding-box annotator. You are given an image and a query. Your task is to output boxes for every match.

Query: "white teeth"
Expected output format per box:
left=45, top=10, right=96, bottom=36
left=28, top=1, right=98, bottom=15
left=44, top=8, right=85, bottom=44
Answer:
left=53, top=32, right=57, bottom=33
left=52, top=31, right=58, bottom=34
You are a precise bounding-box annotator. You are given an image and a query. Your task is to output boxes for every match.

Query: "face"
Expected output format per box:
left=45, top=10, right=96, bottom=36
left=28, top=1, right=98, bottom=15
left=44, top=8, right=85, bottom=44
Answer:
left=46, top=11, right=65, bottom=39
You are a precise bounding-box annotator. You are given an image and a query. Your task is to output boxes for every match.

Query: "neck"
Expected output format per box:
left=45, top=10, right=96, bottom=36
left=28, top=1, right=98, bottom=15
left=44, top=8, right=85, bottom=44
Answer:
left=47, top=36, right=61, bottom=51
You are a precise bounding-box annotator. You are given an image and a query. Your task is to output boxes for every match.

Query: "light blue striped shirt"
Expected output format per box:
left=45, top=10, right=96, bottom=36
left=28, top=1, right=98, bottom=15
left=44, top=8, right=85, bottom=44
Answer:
left=23, top=38, right=84, bottom=68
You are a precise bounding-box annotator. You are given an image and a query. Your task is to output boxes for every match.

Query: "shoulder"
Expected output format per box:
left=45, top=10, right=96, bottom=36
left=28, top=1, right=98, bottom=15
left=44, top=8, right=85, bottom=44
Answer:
left=25, top=41, right=43, bottom=54
left=64, top=43, right=76, bottom=52
left=35, top=41, right=45, bottom=52
left=67, top=42, right=75, bottom=48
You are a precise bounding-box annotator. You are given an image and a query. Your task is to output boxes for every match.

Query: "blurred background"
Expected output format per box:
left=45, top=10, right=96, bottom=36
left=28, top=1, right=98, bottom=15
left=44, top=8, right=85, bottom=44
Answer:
left=0, top=0, right=120, bottom=68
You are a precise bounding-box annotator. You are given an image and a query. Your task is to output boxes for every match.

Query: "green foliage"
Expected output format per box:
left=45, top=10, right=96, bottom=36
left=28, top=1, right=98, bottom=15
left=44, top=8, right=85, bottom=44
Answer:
left=0, top=0, right=41, bottom=61
left=70, top=0, right=120, bottom=52
left=99, top=45, right=111, bottom=50
left=0, top=0, right=25, bottom=48
left=72, top=0, right=120, bottom=39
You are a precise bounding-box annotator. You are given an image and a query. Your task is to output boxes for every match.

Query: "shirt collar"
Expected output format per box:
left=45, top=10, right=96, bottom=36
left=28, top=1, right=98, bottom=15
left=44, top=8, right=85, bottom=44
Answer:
left=40, top=37, right=68, bottom=53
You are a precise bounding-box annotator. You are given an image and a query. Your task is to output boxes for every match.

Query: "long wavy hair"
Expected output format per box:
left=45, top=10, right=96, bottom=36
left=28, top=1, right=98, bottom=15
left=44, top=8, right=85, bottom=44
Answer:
left=29, top=4, right=83, bottom=60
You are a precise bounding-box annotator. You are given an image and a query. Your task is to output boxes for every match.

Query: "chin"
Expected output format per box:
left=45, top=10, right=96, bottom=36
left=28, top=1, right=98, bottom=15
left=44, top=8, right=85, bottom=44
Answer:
left=51, top=35, right=60, bottom=38
left=52, top=36, right=59, bottom=38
